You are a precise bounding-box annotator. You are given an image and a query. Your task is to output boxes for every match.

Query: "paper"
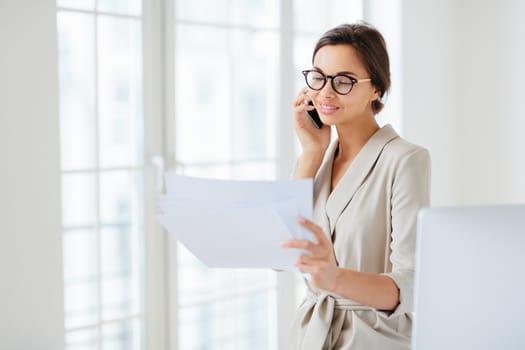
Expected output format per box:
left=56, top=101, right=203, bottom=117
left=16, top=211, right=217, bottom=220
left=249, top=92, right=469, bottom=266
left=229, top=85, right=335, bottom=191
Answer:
left=158, top=173, right=314, bottom=270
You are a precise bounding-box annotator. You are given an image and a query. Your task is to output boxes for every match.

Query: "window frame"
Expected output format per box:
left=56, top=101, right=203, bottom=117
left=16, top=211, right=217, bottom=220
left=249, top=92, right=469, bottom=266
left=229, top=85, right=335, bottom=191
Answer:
left=57, top=2, right=148, bottom=349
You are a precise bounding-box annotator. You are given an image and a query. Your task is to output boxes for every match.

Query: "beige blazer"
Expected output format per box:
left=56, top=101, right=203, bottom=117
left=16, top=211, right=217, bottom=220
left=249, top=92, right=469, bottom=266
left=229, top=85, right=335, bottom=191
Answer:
left=289, top=125, right=431, bottom=350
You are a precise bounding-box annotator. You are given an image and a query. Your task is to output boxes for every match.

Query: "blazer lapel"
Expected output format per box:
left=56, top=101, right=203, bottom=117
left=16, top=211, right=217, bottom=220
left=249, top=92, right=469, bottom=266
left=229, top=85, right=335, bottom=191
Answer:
left=325, top=125, right=399, bottom=235
left=312, top=140, right=338, bottom=238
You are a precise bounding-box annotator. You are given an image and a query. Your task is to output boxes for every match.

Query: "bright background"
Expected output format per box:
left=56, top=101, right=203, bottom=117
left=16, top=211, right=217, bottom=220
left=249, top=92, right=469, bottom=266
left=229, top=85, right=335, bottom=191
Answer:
left=2, top=0, right=525, bottom=349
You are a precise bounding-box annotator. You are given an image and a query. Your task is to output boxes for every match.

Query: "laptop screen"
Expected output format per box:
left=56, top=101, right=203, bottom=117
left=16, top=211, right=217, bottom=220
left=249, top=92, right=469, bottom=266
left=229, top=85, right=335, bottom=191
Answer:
left=412, top=205, right=525, bottom=350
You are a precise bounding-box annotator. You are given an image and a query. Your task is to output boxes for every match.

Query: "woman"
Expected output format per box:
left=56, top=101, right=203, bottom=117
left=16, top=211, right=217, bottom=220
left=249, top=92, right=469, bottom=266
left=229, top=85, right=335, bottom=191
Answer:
left=282, top=23, right=431, bottom=349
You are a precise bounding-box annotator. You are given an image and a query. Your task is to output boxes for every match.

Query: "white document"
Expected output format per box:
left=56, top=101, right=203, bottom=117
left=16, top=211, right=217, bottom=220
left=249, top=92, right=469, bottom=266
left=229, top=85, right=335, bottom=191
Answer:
left=158, top=173, right=314, bottom=270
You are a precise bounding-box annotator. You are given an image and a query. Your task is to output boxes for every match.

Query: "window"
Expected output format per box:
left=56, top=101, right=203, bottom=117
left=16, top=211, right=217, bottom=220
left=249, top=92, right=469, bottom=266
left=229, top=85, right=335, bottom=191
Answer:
left=171, top=1, right=280, bottom=348
left=292, top=0, right=364, bottom=91
left=57, top=0, right=400, bottom=349
left=57, top=1, right=145, bottom=349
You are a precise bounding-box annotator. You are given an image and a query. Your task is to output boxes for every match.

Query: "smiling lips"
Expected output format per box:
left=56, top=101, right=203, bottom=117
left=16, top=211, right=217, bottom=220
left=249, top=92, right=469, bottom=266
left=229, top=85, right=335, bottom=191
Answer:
left=318, top=102, right=339, bottom=115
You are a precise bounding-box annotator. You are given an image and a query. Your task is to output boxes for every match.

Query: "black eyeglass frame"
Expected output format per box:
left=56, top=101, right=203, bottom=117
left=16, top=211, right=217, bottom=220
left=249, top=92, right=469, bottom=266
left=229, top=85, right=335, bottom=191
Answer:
left=302, top=69, right=372, bottom=95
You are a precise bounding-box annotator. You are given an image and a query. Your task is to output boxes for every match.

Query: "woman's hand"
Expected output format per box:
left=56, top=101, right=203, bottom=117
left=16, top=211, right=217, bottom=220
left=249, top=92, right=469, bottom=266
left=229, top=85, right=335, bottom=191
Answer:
left=293, top=88, right=331, bottom=155
left=282, top=217, right=340, bottom=291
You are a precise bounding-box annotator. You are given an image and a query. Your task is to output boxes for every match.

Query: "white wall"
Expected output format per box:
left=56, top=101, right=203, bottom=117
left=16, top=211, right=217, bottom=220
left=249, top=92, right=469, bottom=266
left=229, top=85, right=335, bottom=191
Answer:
left=365, top=0, right=404, bottom=133
left=402, top=0, right=525, bottom=206
left=0, top=0, right=64, bottom=349
left=402, top=0, right=458, bottom=206
left=454, top=0, right=525, bottom=205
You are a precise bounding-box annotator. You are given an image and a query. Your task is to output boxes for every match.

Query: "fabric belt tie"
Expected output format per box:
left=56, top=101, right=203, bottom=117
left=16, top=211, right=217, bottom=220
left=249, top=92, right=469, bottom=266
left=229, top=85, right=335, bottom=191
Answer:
left=299, top=290, right=373, bottom=350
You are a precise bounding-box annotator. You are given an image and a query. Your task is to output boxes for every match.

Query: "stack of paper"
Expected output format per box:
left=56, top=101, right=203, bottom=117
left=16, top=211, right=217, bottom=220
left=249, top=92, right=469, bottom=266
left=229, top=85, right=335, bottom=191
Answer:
left=158, top=173, right=314, bottom=271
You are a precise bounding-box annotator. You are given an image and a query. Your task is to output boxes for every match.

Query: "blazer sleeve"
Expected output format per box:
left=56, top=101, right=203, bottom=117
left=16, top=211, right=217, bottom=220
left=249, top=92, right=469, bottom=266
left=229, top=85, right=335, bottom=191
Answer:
left=382, top=147, right=431, bottom=317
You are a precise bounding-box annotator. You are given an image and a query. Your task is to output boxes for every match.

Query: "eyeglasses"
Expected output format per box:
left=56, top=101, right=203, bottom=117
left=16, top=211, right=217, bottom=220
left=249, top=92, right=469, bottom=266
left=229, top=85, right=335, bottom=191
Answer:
left=302, top=69, right=372, bottom=95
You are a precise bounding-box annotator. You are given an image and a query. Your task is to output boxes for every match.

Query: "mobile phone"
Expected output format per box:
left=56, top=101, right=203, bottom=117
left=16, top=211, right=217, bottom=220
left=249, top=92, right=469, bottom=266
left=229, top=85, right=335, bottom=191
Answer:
left=307, top=101, right=323, bottom=128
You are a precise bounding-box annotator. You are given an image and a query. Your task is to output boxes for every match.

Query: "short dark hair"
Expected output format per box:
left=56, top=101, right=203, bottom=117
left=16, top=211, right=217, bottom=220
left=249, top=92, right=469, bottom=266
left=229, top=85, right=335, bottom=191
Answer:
left=313, top=22, right=390, bottom=114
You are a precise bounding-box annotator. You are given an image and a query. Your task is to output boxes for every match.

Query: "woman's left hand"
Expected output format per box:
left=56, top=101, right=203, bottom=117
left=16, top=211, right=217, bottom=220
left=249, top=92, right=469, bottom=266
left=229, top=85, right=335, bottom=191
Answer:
left=282, top=217, right=340, bottom=291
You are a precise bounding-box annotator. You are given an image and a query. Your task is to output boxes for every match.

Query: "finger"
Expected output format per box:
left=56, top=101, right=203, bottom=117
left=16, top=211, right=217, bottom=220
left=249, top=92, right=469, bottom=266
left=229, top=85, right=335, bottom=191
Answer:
left=295, top=262, right=307, bottom=274
left=297, top=217, right=328, bottom=246
left=292, top=99, right=306, bottom=109
left=281, top=239, right=319, bottom=255
left=293, top=97, right=312, bottom=109
left=295, top=262, right=320, bottom=277
left=293, top=89, right=312, bottom=107
left=304, top=101, right=315, bottom=110
left=297, top=254, right=323, bottom=265
left=296, top=87, right=309, bottom=99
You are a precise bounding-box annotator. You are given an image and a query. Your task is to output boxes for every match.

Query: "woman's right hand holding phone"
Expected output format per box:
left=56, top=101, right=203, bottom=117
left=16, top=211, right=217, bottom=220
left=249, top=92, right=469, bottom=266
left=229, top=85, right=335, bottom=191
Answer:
left=292, top=88, right=331, bottom=178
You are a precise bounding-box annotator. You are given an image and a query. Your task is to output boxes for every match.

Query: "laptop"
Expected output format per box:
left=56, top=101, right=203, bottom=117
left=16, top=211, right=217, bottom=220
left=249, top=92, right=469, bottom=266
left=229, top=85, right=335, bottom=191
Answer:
left=412, top=204, right=525, bottom=350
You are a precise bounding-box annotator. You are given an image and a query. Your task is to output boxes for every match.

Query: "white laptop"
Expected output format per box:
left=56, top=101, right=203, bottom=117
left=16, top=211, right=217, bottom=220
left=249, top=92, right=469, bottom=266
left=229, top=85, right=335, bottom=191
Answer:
left=412, top=204, right=525, bottom=350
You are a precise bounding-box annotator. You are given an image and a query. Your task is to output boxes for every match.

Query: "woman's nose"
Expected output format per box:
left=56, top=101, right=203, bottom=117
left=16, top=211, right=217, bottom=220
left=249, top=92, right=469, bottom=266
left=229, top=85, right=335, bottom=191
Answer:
left=319, top=79, right=337, bottom=97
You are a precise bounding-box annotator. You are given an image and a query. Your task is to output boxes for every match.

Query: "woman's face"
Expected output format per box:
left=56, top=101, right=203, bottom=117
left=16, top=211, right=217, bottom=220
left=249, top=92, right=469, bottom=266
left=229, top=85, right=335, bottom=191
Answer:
left=310, top=44, right=379, bottom=126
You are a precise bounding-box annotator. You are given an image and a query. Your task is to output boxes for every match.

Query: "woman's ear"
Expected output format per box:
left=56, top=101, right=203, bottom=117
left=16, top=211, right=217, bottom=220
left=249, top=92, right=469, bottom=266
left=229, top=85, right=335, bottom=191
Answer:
left=370, top=87, right=381, bottom=103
